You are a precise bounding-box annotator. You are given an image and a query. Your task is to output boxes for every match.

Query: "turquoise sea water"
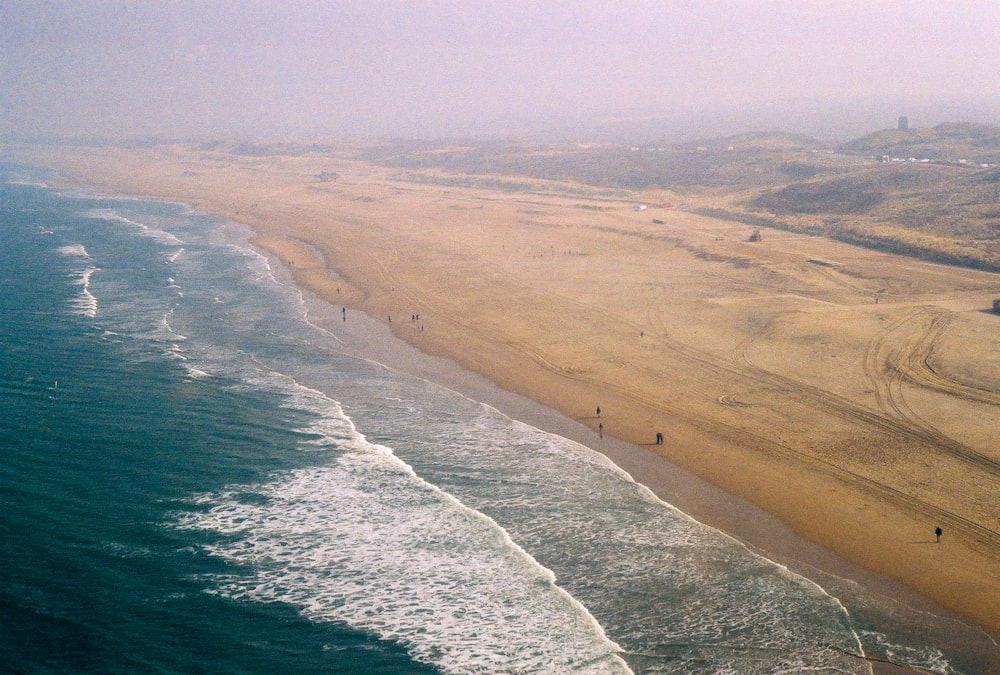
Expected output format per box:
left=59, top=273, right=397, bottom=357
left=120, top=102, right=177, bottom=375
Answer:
left=0, top=169, right=984, bottom=672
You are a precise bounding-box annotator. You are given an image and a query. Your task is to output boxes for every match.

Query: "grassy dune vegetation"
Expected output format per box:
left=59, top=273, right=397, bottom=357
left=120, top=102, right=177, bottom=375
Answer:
left=362, top=123, right=1000, bottom=271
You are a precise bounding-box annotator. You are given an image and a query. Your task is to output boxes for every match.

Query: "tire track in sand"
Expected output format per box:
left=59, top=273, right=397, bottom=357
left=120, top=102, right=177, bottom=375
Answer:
left=353, top=253, right=1000, bottom=549
left=862, top=307, right=1000, bottom=475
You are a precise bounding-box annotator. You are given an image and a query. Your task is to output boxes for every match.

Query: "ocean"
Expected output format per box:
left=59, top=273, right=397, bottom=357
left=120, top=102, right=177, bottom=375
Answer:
left=0, top=167, right=986, bottom=673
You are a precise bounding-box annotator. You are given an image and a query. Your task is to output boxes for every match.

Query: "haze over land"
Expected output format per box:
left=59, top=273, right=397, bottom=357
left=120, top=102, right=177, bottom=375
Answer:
left=3, top=0, right=1000, bottom=143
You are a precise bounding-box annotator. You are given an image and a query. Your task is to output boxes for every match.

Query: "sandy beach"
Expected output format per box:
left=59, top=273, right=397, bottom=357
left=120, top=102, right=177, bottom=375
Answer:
left=8, top=143, right=999, bottom=656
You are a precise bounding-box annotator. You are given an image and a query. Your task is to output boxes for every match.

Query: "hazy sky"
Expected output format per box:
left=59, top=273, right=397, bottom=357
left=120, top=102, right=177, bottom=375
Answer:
left=3, top=0, right=1000, bottom=141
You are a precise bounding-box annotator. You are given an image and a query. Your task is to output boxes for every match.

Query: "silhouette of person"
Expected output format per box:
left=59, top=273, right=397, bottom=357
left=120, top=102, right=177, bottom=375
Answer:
left=935, top=526, right=942, bottom=543
left=598, top=422, right=603, bottom=438
left=596, top=406, right=601, bottom=418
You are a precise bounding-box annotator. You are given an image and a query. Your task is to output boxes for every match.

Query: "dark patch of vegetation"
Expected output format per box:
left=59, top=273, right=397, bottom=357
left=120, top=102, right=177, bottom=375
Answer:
left=779, top=162, right=825, bottom=179
left=754, top=177, right=884, bottom=214
left=363, top=133, right=839, bottom=190
left=394, top=172, right=536, bottom=194
left=691, top=208, right=808, bottom=233
left=698, top=207, right=1000, bottom=273
left=360, top=123, right=1000, bottom=272
left=831, top=227, right=998, bottom=272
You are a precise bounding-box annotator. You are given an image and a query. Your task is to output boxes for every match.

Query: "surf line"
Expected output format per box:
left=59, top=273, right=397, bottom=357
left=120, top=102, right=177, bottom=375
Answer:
left=238, top=366, right=632, bottom=671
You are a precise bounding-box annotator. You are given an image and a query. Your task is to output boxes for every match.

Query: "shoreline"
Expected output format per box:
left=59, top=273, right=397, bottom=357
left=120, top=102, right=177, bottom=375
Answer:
left=5, top=144, right=997, bottom=668
left=287, top=259, right=997, bottom=673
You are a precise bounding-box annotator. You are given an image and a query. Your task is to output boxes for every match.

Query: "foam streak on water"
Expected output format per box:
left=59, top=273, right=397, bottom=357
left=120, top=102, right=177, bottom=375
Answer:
left=83, top=207, right=184, bottom=245
left=59, top=243, right=98, bottom=317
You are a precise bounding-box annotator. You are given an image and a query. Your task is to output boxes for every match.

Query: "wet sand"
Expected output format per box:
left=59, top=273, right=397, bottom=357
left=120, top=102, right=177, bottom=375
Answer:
left=7, top=143, right=998, bottom=668
left=299, top=285, right=997, bottom=673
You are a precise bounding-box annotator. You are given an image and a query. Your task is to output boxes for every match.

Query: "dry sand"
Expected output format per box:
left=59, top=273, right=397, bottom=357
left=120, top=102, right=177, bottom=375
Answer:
left=10, top=144, right=999, bottom=649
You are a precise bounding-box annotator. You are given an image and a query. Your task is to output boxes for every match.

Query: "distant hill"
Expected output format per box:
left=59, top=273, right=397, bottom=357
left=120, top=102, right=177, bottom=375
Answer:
left=745, top=124, right=1000, bottom=271
left=357, top=123, right=1000, bottom=271
left=363, top=131, right=838, bottom=189
left=839, top=122, right=1000, bottom=163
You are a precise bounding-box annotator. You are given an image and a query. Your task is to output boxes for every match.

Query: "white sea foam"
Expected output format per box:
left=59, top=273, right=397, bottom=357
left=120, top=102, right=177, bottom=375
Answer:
left=225, top=242, right=283, bottom=287
left=58, top=243, right=91, bottom=258
left=166, top=277, right=183, bottom=294
left=72, top=267, right=99, bottom=317
left=859, top=630, right=957, bottom=674
left=84, top=208, right=183, bottom=246
left=159, top=310, right=187, bottom=341
left=518, top=410, right=866, bottom=666
left=160, top=324, right=216, bottom=381
left=336, top=385, right=876, bottom=673
left=173, top=350, right=213, bottom=380
left=174, top=372, right=630, bottom=674
left=60, top=244, right=99, bottom=317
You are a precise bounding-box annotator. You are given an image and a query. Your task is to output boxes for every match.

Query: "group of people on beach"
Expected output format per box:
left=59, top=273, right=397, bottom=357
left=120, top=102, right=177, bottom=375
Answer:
left=593, top=408, right=948, bottom=545
left=595, top=405, right=663, bottom=446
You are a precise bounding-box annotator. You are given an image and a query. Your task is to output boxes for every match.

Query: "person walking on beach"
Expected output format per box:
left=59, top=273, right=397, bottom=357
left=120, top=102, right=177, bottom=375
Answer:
left=655, top=432, right=663, bottom=445
left=596, top=406, right=601, bottom=418
left=598, top=422, right=603, bottom=439
left=935, top=526, right=942, bottom=543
